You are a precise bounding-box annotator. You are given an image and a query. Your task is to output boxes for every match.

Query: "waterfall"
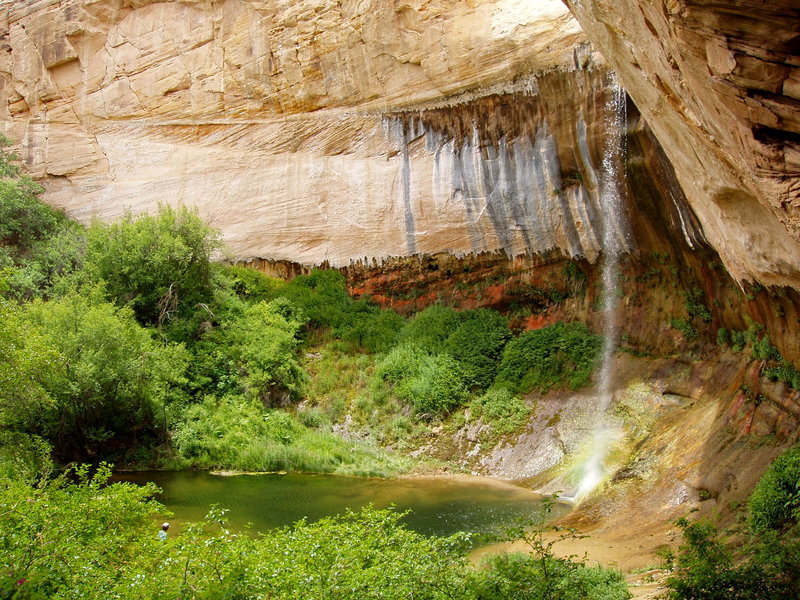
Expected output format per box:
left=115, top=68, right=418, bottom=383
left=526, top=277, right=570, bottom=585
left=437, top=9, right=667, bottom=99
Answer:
left=574, top=76, right=628, bottom=500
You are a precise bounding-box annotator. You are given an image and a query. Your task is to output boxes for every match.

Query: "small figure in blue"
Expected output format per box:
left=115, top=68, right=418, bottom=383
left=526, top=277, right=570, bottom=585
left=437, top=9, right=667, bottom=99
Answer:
left=158, top=522, right=170, bottom=541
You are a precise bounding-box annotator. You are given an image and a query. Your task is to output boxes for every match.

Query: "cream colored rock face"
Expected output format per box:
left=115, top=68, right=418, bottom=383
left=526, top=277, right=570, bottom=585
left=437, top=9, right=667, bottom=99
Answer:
left=4, top=0, right=800, bottom=287
left=2, top=0, right=619, bottom=267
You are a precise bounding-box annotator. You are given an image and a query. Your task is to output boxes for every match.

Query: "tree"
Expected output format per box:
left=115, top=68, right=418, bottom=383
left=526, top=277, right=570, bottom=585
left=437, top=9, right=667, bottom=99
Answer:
left=1, top=293, right=188, bottom=459
left=83, top=204, right=221, bottom=328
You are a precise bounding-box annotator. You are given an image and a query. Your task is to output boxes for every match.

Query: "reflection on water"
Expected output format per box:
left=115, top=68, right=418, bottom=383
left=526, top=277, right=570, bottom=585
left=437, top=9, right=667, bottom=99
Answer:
left=114, top=471, right=568, bottom=538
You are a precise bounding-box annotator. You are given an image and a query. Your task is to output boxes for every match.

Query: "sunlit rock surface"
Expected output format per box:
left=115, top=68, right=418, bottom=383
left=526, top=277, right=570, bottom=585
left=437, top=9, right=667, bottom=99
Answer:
left=564, top=0, right=800, bottom=288
left=1, top=0, right=628, bottom=267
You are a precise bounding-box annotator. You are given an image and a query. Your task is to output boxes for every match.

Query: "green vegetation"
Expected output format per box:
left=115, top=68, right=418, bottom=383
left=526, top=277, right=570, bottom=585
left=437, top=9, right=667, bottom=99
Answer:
left=0, top=464, right=630, bottom=600
left=188, top=298, right=308, bottom=404
left=82, top=205, right=221, bottom=328
left=495, top=322, right=603, bottom=394
left=172, top=395, right=408, bottom=476
left=0, top=137, right=634, bottom=598
left=0, top=136, right=609, bottom=472
left=662, top=445, right=800, bottom=599
left=375, top=345, right=469, bottom=416
left=1, top=293, right=187, bottom=460
left=748, top=444, right=800, bottom=533
left=715, top=317, right=800, bottom=390
left=468, top=388, right=532, bottom=442
left=671, top=317, right=699, bottom=341
left=683, top=288, right=712, bottom=323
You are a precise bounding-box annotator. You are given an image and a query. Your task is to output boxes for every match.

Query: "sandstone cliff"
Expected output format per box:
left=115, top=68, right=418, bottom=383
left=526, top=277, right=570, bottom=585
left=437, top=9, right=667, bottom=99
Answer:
left=564, top=0, right=800, bottom=289
left=2, top=0, right=621, bottom=267
left=4, top=0, right=800, bottom=290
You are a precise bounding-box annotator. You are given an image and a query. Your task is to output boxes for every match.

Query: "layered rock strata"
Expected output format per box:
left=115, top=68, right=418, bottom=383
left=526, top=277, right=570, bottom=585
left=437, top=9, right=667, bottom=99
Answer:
left=2, top=0, right=628, bottom=267
left=564, top=0, right=800, bottom=288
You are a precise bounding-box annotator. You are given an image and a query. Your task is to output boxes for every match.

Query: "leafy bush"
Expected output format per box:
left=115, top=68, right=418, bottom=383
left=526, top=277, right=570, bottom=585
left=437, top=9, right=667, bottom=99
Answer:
left=663, top=446, right=800, bottom=600
left=374, top=345, right=469, bottom=416
left=444, top=309, right=511, bottom=389
left=749, top=444, right=800, bottom=533
left=82, top=204, right=221, bottom=327
left=335, top=299, right=405, bottom=353
left=396, top=305, right=462, bottom=351
left=683, top=288, right=712, bottom=323
left=189, top=298, right=308, bottom=403
left=220, top=263, right=284, bottom=301
left=731, top=329, right=747, bottom=352
left=2, top=294, right=188, bottom=459
left=494, top=322, right=603, bottom=394
left=0, top=465, right=165, bottom=600
left=271, top=269, right=404, bottom=353
left=662, top=517, right=800, bottom=600
left=273, top=269, right=352, bottom=328
left=0, top=431, right=52, bottom=483
left=472, top=552, right=630, bottom=600
left=752, top=336, right=781, bottom=361
left=762, top=360, right=800, bottom=390
left=392, top=306, right=511, bottom=391
left=717, top=327, right=731, bottom=347
left=469, top=388, right=531, bottom=439
left=0, top=135, right=63, bottom=253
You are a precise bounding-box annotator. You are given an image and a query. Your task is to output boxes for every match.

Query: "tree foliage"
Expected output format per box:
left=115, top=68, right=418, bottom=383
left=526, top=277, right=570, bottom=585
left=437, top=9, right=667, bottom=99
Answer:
left=495, top=322, right=603, bottom=394
left=1, top=293, right=187, bottom=459
left=82, top=204, right=221, bottom=327
left=749, top=444, right=800, bottom=533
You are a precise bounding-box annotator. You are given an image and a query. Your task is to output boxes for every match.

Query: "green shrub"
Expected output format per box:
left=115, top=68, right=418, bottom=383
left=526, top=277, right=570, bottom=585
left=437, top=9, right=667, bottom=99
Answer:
left=763, top=360, right=800, bottom=390
left=3, top=293, right=188, bottom=459
left=0, top=135, right=62, bottom=253
left=189, top=298, right=308, bottom=403
left=716, top=327, right=731, bottom=347
left=671, top=318, right=699, bottom=341
left=374, top=345, right=469, bottom=416
left=662, top=517, right=800, bottom=600
left=473, top=552, right=630, bottom=600
left=82, top=204, right=221, bottom=328
left=391, top=306, right=512, bottom=391
left=749, top=444, right=800, bottom=533
left=444, top=309, right=511, bottom=389
left=0, top=431, right=52, bottom=483
left=469, top=388, right=531, bottom=439
left=219, top=264, right=284, bottom=301
left=335, top=300, right=405, bottom=353
left=683, top=288, right=712, bottom=323
left=396, top=305, right=462, bottom=352
left=752, top=336, right=781, bottom=361
left=273, top=269, right=352, bottom=328
left=731, top=329, right=747, bottom=352
left=494, top=322, right=603, bottom=394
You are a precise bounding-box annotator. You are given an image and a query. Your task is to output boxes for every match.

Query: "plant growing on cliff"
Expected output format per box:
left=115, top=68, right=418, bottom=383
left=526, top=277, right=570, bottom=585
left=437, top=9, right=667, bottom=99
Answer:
left=494, top=322, right=603, bottom=394
left=662, top=445, right=800, bottom=600
left=468, top=387, right=531, bottom=442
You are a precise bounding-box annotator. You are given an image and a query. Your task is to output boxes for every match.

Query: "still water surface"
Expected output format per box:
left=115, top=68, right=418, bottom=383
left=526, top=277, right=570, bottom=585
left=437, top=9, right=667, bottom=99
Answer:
left=115, top=471, right=566, bottom=538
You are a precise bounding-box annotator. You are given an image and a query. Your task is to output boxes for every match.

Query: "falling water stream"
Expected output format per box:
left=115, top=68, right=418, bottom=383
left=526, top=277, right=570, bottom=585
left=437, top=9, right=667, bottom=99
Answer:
left=574, top=76, right=629, bottom=501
